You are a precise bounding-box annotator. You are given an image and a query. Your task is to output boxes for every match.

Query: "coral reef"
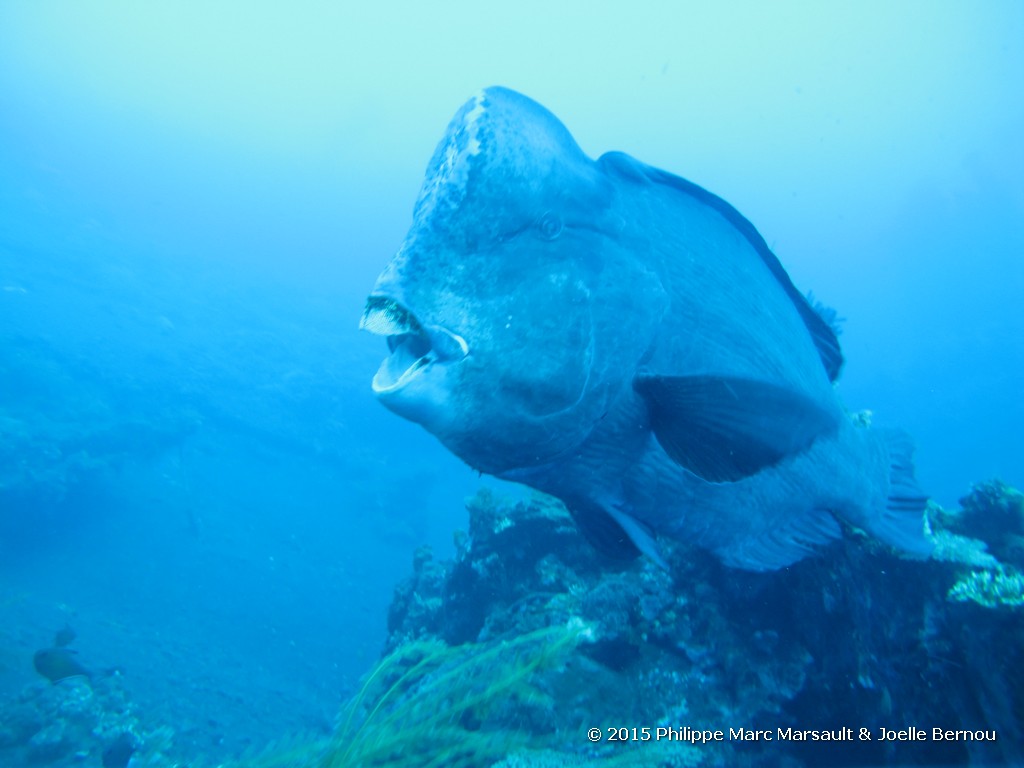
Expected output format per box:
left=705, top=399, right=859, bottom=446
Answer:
left=948, top=568, right=1024, bottom=608
left=933, top=481, right=1024, bottom=610
left=9, top=481, right=1021, bottom=767
left=0, top=672, right=176, bottom=767
left=377, top=482, right=1024, bottom=767
left=935, top=480, right=1024, bottom=566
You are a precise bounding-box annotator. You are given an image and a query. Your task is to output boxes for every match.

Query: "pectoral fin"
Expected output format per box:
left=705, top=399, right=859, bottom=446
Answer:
left=568, top=502, right=668, bottom=569
left=567, top=502, right=640, bottom=561
left=634, top=374, right=836, bottom=483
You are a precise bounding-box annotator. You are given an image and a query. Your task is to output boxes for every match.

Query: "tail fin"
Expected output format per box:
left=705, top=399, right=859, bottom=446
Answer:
left=869, top=430, right=933, bottom=558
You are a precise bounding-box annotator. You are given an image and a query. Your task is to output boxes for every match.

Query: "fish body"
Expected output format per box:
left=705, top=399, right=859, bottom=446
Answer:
left=33, top=646, right=91, bottom=683
left=361, top=87, right=931, bottom=570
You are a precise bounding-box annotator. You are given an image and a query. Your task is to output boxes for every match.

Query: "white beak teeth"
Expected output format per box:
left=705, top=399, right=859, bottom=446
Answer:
left=360, top=298, right=417, bottom=336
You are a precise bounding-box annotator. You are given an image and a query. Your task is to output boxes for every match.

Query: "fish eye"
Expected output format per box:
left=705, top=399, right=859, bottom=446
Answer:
left=536, top=211, right=563, bottom=240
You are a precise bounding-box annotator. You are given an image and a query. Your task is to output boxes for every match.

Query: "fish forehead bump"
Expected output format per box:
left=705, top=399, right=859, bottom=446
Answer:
left=413, top=89, right=488, bottom=224
left=412, top=87, right=591, bottom=230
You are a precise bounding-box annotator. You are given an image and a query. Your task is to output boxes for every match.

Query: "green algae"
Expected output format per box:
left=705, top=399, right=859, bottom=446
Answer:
left=239, top=619, right=594, bottom=768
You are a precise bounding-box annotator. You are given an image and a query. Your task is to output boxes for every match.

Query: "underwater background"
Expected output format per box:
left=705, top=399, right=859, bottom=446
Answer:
left=1, top=2, right=1022, bottom=767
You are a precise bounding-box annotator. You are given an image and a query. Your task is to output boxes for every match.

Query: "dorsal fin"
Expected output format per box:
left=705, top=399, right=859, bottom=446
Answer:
left=600, top=152, right=844, bottom=382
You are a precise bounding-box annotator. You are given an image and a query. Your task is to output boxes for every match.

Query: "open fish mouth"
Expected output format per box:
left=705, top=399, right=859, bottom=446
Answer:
left=360, top=295, right=468, bottom=393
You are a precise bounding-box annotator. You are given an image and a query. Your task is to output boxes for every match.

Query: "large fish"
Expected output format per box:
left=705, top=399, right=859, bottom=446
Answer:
left=360, top=87, right=931, bottom=570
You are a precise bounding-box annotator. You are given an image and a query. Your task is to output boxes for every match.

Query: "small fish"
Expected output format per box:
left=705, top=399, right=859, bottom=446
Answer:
left=102, top=732, right=137, bottom=768
left=54, top=623, right=76, bottom=647
left=33, top=646, right=91, bottom=683
left=360, top=87, right=932, bottom=571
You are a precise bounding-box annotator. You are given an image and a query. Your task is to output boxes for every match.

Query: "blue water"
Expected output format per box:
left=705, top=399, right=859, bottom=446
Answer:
left=1, top=2, right=1021, bottom=764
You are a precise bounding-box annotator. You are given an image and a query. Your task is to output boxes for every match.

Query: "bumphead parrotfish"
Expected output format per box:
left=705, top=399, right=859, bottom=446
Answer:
left=360, top=86, right=932, bottom=571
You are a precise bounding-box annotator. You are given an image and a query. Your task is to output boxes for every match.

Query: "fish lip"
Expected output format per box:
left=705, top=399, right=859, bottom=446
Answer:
left=359, top=295, right=468, bottom=394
